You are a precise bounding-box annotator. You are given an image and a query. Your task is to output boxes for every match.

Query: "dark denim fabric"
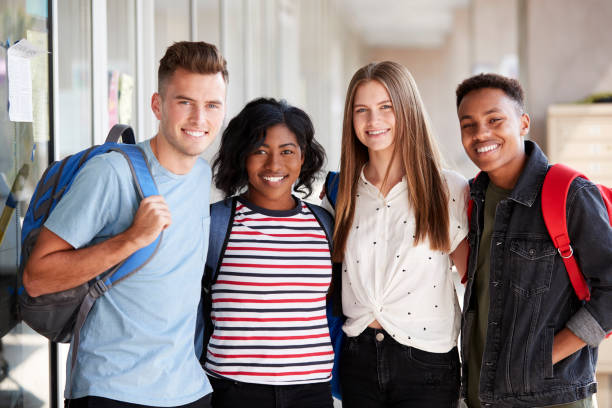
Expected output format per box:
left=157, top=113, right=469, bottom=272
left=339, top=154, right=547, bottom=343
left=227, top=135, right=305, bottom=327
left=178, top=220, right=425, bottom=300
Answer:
left=207, top=376, right=333, bottom=408
left=461, top=141, right=612, bottom=407
left=340, top=327, right=460, bottom=408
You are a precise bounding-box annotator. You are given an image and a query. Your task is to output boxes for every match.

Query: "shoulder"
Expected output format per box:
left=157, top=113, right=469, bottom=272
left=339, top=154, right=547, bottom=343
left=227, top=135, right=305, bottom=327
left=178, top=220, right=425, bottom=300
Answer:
left=194, top=157, right=212, bottom=178
left=567, top=176, right=607, bottom=215
left=305, top=202, right=333, bottom=218
left=74, top=151, right=131, bottom=187
left=442, top=169, right=469, bottom=200
left=442, top=169, right=468, bottom=188
left=211, top=196, right=235, bottom=210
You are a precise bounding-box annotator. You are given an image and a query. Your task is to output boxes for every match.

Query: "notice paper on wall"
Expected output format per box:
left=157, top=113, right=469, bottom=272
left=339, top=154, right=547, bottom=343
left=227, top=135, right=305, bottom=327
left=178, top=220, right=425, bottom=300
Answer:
left=7, top=39, right=45, bottom=122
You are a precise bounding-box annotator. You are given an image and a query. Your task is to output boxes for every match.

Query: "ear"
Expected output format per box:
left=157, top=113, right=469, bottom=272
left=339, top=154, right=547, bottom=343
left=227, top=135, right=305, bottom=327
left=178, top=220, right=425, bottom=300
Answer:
left=519, top=113, right=530, bottom=136
left=151, top=93, right=162, bottom=120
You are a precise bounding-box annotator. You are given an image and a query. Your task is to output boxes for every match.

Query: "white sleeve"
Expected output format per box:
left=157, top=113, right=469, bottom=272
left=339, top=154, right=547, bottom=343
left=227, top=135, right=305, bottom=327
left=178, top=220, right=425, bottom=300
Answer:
left=444, top=169, right=469, bottom=252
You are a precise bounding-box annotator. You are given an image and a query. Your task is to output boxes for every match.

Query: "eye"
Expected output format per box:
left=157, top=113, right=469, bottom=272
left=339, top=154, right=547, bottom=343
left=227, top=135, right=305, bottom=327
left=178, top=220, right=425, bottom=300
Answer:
left=381, top=104, right=393, bottom=110
left=490, top=117, right=503, bottom=124
left=252, top=149, right=267, bottom=155
left=281, top=149, right=295, bottom=155
left=355, top=107, right=367, bottom=113
left=179, top=100, right=191, bottom=105
left=461, top=123, right=475, bottom=129
left=207, top=103, right=220, bottom=109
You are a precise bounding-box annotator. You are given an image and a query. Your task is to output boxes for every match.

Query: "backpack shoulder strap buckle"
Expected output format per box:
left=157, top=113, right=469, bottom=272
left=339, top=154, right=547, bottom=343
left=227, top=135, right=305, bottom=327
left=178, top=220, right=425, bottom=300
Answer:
left=558, top=245, right=573, bottom=259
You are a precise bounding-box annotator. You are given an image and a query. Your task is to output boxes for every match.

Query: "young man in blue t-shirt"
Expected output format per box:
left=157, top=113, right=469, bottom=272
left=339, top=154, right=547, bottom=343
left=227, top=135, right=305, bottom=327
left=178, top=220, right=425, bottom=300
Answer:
left=456, top=73, right=611, bottom=407
left=23, top=41, right=228, bottom=408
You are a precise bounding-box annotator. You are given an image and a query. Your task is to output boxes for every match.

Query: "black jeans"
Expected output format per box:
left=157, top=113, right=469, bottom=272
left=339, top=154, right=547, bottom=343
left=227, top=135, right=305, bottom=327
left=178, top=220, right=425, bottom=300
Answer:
left=340, top=327, right=460, bottom=408
left=65, top=394, right=212, bottom=408
left=208, top=375, right=333, bottom=408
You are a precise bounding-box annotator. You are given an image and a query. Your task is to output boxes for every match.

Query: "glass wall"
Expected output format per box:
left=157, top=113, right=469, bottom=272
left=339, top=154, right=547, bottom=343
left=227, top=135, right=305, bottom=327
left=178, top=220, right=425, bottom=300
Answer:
left=107, top=0, right=137, bottom=135
left=56, top=0, right=92, bottom=158
left=0, top=0, right=51, bottom=407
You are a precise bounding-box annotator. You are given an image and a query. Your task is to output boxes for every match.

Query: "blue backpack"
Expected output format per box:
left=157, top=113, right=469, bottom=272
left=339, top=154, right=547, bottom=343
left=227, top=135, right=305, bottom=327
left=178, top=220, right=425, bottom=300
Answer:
left=18, top=125, right=161, bottom=394
left=324, top=172, right=340, bottom=208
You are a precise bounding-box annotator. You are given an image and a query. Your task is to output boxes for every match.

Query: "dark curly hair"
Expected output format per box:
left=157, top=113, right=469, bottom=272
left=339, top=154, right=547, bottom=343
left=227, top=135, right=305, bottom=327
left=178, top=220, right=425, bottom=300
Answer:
left=455, top=73, right=525, bottom=112
left=213, top=97, right=326, bottom=198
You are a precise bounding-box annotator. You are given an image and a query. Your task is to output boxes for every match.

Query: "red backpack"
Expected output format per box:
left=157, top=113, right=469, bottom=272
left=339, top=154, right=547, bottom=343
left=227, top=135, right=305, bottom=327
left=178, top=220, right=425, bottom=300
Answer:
left=541, top=163, right=612, bottom=302
left=464, top=164, right=612, bottom=304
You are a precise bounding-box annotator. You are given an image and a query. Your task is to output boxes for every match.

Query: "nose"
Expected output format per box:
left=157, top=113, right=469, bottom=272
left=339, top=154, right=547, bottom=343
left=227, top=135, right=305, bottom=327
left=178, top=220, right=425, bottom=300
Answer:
left=474, top=123, right=491, bottom=140
left=264, top=152, right=282, bottom=170
left=190, top=105, right=207, bottom=126
left=366, top=109, right=379, bottom=124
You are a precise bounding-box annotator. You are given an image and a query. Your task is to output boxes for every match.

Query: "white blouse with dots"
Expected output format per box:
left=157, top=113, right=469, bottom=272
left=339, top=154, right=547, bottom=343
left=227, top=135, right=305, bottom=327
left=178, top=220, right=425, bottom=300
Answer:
left=325, top=168, right=469, bottom=353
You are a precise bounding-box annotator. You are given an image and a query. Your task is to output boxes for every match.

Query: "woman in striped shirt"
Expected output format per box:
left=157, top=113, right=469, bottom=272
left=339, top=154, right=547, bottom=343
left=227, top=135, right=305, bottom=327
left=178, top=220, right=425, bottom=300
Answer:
left=202, top=98, right=335, bottom=408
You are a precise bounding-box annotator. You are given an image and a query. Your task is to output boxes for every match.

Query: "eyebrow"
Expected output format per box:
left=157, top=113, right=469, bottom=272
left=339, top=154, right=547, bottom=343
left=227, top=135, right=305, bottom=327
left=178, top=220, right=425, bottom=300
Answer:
left=174, top=95, right=224, bottom=105
left=260, top=142, right=298, bottom=148
left=459, top=108, right=502, bottom=121
left=354, top=100, right=392, bottom=108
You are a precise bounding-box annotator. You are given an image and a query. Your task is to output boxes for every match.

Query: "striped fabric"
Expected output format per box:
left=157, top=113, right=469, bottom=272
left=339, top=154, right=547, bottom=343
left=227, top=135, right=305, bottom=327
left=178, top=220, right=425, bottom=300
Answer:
left=204, top=198, right=334, bottom=385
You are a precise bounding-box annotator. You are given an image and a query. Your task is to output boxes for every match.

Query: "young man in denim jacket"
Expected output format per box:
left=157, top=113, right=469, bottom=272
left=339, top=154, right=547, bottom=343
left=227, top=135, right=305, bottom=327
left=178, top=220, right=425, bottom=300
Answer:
left=455, top=73, right=612, bottom=408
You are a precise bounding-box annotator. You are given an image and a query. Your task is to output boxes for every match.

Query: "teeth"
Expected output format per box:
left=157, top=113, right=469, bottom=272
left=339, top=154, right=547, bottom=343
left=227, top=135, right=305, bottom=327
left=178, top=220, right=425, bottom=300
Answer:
left=367, top=129, right=387, bottom=135
left=263, top=176, right=284, bottom=182
left=184, top=130, right=205, bottom=137
left=477, top=144, right=499, bottom=153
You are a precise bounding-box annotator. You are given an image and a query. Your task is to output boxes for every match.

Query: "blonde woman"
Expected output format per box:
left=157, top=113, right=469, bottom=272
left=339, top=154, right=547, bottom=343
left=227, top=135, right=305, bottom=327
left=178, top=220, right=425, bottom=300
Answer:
left=323, top=61, right=469, bottom=407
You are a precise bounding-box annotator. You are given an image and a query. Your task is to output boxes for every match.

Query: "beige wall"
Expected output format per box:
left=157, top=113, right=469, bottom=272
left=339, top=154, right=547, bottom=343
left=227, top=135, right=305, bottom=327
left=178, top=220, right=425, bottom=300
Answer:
left=523, top=0, right=612, bottom=151
left=471, top=0, right=518, bottom=74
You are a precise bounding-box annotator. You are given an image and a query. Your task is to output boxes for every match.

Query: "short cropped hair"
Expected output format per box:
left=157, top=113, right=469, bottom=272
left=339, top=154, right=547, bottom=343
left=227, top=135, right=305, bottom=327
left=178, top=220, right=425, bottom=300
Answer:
left=456, top=73, right=525, bottom=111
left=213, top=98, right=326, bottom=199
left=158, top=41, right=228, bottom=95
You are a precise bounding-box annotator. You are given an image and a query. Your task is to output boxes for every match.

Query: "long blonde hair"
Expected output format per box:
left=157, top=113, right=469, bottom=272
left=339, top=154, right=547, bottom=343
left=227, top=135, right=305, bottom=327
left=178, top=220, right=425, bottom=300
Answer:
left=332, top=61, right=450, bottom=263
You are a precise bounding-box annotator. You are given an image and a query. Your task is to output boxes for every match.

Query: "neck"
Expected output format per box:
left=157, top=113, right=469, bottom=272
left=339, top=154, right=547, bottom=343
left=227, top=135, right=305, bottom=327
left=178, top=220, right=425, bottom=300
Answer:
left=245, top=191, right=296, bottom=211
left=150, top=134, right=196, bottom=175
left=364, top=149, right=403, bottom=197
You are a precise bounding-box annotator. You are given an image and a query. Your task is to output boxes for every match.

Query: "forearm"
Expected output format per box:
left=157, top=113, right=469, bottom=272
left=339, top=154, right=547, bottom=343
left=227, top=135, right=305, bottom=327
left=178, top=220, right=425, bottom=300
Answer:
left=23, top=228, right=141, bottom=297
left=450, top=238, right=469, bottom=282
left=552, top=327, right=586, bottom=364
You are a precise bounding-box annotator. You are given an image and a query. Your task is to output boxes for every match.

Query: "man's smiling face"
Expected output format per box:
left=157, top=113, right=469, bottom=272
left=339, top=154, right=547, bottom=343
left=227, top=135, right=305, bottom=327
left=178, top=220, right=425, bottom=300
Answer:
left=458, top=87, right=530, bottom=189
left=151, top=67, right=226, bottom=171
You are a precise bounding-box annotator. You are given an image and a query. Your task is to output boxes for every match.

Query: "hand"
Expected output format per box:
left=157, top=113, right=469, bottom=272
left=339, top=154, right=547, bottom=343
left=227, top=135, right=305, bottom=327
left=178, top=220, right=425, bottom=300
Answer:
left=319, top=184, right=327, bottom=200
left=552, top=328, right=586, bottom=365
left=125, top=195, right=171, bottom=248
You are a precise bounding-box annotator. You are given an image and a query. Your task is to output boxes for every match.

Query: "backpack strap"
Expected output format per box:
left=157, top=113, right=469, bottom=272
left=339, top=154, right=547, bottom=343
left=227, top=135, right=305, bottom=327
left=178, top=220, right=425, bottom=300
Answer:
left=206, top=198, right=236, bottom=281
left=304, top=201, right=343, bottom=400
left=305, top=202, right=334, bottom=246
left=106, top=123, right=136, bottom=144
left=541, top=163, right=591, bottom=301
left=67, top=144, right=160, bottom=398
left=195, top=197, right=236, bottom=360
left=325, top=171, right=340, bottom=209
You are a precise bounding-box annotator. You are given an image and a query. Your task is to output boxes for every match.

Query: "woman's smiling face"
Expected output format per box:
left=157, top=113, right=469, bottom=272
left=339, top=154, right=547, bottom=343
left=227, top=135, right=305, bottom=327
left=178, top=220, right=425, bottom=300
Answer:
left=245, top=124, right=304, bottom=211
left=352, top=80, right=396, bottom=155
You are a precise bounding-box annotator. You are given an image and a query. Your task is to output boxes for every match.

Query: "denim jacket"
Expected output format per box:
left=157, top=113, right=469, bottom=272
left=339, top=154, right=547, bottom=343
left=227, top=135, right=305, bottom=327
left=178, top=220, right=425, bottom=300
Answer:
left=461, top=141, right=612, bottom=407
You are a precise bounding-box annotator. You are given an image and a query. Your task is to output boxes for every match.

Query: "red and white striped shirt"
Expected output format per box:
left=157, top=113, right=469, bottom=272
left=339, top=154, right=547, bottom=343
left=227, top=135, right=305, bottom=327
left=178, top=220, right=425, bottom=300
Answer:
left=204, top=198, right=334, bottom=385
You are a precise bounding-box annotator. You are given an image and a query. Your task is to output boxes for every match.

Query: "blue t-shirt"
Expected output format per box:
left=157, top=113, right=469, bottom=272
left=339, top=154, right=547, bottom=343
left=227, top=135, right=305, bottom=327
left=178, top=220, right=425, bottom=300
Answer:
left=45, top=140, right=212, bottom=406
